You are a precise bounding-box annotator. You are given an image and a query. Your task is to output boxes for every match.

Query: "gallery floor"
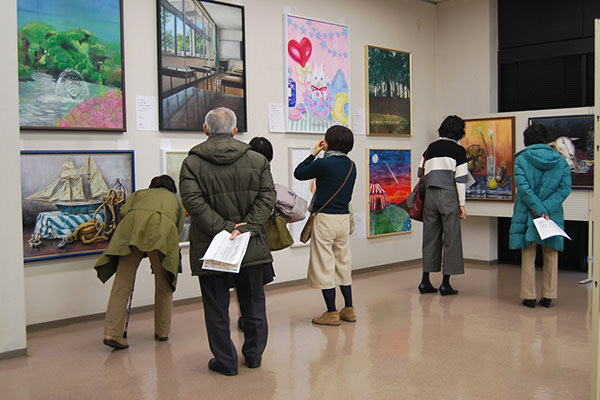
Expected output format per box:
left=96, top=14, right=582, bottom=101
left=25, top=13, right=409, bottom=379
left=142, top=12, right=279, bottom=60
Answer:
left=0, top=262, right=592, bottom=399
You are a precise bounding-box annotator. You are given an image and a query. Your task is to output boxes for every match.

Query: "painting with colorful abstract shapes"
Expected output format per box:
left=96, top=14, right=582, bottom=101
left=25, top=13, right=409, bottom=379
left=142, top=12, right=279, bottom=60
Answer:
left=528, top=115, right=594, bottom=189
left=367, top=149, right=412, bottom=237
left=21, top=150, right=134, bottom=262
left=462, top=117, right=515, bottom=201
left=17, top=0, right=125, bottom=131
left=285, top=14, right=350, bottom=133
left=366, top=46, right=411, bottom=136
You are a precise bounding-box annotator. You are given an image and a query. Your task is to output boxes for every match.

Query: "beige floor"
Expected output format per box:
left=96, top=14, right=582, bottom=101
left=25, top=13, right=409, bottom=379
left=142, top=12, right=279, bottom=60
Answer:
left=0, top=263, right=592, bottom=399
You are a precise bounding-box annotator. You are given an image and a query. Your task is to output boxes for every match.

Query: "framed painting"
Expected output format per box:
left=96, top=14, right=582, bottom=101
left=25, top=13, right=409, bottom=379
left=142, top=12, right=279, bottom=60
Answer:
left=367, top=148, right=412, bottom=237
left=21, top=150, right=135, bottom=262
left=462, top=117, right=515, bottom=201
left=528, top=115, right=594, bottom=189
left=288, top=147, right=314, bottom=246
left=157, top=0, right=247, bottom=131
left=366, top=46, right=411, bottom=136
left=161, top=149, right=191, bottom=244
left=285, top=14, right=350, bottom=133
left=17, top=0, right=126, bottom=131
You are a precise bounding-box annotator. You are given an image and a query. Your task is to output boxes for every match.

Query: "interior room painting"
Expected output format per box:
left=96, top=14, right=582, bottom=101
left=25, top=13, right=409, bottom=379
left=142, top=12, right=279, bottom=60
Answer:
left=20, top=151, right=134, bottom=262
left=17, top=0, right=125, bottom=130
left=157, top=0, right=247, bottom=131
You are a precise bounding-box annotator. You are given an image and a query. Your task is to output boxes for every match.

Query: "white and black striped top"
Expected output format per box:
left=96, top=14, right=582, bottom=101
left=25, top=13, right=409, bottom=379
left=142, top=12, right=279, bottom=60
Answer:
left=417, top=138, right=468, bottom=206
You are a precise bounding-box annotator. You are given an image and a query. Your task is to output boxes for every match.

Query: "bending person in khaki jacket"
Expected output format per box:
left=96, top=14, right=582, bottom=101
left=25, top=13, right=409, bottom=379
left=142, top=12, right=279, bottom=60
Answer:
left=95, top=175, right=184, bottom=349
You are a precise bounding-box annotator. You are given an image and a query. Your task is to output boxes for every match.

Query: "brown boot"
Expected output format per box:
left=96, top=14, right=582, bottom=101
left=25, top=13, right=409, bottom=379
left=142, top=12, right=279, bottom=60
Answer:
left=339, top=306, right=356, bottom=322
left=103, top=335, right=129, bottom=349
left=312, top=311, right=341, bottom=326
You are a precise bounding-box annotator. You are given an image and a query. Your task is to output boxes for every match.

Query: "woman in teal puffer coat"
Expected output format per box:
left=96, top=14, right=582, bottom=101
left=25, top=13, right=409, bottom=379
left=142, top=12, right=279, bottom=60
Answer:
left=509, top=124, right=571, bottom=308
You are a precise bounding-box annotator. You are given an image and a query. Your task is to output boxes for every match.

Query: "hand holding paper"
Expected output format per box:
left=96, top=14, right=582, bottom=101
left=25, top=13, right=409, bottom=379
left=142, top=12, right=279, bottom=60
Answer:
left=533, top=217, right=571, bottom=240
left=201, top=230, right=252, bottom=273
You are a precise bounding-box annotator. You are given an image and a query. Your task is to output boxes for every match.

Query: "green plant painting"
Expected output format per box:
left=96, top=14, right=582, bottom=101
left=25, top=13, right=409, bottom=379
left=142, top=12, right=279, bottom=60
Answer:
left=17, top=0, right=125, bottom=130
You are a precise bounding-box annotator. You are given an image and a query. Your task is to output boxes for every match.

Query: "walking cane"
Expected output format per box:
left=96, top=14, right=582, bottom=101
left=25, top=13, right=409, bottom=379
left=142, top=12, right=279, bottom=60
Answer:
left=123, top=280, right=135, bottom=338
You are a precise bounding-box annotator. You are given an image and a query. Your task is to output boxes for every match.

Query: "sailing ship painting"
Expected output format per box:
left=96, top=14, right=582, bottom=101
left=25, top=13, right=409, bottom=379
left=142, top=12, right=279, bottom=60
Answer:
left=21, top=151, right=134, bottom=262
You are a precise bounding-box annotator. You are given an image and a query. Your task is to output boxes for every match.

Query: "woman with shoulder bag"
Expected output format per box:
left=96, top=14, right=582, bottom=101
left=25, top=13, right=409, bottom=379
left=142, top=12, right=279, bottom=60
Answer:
left=294, top=125, right=357, bottom=326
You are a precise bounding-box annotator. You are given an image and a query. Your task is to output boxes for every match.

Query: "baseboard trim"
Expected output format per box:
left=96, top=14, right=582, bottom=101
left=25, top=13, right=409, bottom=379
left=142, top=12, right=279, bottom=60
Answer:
left=0, top=347, right=27, bottom=360
left=26, top=259, right=495, bottom=332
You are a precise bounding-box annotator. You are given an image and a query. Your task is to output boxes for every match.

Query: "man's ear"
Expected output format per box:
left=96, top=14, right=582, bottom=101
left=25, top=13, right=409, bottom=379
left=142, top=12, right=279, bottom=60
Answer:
left=231, top=127, right=238, bottom=137
left=203, top=123, right=210, bottom=137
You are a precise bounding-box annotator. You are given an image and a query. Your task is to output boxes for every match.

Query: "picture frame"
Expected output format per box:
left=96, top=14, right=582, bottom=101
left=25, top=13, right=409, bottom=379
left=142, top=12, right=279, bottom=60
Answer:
left=17, top=0, right=126, bottom=131
left=365, top=46, right=411, bottom=136
left=462, top=116, right=516, bottom=201
left=161, top=149, right=191, bottom=244
left=21, top=150, right=135, bottom=262
left=157, top=0, right=247, bottom=131
left=367, top=148, right=412, bottom=237
left=288, top=147, right=313, bottom=246
left=284, top=14, right=350, bottom=133
left=528, top=115, right=594, bottom=189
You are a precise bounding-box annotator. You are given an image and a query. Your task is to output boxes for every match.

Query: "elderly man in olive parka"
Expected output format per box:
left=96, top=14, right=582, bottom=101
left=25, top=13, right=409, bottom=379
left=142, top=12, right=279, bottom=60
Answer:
left=179, top=107, right=275, bottom=376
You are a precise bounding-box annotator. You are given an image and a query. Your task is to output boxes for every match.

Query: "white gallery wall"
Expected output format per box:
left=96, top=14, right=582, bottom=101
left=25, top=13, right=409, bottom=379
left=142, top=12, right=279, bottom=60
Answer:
left=0, top=0, right=27, bottom=356
left=0, top=0, right=592, bottom=356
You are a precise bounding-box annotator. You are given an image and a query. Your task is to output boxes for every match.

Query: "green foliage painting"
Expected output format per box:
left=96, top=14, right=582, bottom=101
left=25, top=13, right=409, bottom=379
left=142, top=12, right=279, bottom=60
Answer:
left=17, top=0, right=125, bottom=130
left=366, top=46, right=411, bottom=136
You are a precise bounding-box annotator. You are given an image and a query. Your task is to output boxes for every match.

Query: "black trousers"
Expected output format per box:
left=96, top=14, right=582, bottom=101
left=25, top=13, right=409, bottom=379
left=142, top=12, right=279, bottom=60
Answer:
left=198, top=263, right=269, bottom=371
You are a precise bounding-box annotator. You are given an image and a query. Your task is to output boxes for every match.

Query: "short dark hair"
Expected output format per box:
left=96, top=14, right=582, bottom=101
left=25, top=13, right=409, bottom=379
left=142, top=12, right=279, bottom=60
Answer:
left=523, top=124, right=549, bottom=146
left=325, top=125, right=354, bottom=154
left=438, top=115, right=465, bottom=140
left=149, top=174, right=177, bottom=193
left=249, top=137, right=273, bottom=162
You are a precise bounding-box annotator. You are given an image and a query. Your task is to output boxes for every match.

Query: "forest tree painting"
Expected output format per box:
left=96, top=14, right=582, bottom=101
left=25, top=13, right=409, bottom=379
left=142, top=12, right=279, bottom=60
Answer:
left=285, top=14, right=350, bottom=133
left=366, top=46, right=411, bottom=135
left=17, top=0, right=125, bottom=131
left=367, top=149, right=412, bottom=237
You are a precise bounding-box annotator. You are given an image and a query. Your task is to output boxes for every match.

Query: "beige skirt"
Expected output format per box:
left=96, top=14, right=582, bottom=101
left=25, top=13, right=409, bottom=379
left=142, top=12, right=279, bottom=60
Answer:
left=307, top=213, right=352, bottom=289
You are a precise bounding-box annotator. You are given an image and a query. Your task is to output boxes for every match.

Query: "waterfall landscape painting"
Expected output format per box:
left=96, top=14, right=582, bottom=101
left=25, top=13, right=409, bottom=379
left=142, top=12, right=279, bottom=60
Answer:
left=17, top=0, right=125, bottom=131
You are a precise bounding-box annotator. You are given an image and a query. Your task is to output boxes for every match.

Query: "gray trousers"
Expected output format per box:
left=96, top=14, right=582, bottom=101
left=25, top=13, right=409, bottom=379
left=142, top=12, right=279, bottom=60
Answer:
left=199, top=264, right=269, bottom=371
left=422, top=187, right=464, bottom=275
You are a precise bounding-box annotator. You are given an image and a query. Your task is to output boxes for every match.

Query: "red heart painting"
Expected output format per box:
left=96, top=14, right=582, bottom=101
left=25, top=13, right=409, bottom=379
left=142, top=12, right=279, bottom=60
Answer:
left=288, top=37, right=312, bottom=67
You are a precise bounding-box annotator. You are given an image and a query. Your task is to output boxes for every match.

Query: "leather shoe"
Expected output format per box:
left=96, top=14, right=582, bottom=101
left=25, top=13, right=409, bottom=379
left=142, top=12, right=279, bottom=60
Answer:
left=208, top=358, right=237, bottom=376
left=418, top=283, right=438, bottom=294
left=245, top=358, right=261, bottom=368
left=439, top=284, right=458, bottom=296
left=154, top=334, right=168, bottom=342
left=103, top=335, right=129, bottom=350
left=522, top=299, right=536, bottom=308
left=539, top=297, right=552, bottom=308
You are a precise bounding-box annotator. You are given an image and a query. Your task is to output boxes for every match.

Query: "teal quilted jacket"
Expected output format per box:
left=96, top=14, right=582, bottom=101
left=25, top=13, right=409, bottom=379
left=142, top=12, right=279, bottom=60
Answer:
left=509, top=144, right=571, bottom=251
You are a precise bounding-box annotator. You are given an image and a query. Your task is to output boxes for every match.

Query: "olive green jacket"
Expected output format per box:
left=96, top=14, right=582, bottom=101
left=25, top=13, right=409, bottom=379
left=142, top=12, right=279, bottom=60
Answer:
left=94, top=187, right=184, bottom=291
left=179, top=134, right=275, bottom=276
